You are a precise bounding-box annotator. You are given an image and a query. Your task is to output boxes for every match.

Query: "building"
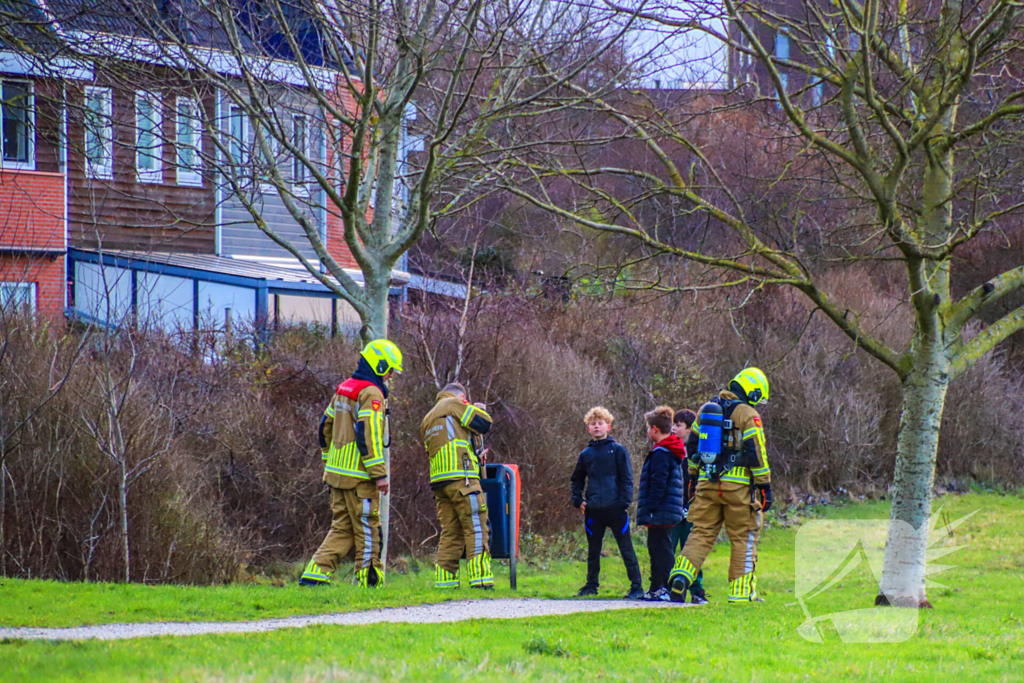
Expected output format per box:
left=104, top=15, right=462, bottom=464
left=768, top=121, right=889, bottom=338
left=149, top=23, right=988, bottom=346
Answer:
left=0, top=0, right=408, bottom=333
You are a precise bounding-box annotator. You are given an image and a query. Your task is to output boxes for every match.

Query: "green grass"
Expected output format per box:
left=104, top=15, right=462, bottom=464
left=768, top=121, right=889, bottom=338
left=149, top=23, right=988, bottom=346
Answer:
left=1, top=491, right=1022, bottom=682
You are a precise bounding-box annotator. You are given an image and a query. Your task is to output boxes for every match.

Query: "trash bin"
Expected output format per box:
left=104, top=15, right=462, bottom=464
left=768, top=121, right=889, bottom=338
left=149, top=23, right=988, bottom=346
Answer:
left=480, top=463, right=521, bottom=589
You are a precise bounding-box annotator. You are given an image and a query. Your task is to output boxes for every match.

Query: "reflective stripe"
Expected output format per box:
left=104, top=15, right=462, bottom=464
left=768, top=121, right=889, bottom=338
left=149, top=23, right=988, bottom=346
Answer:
left=742, top=428, right=758, bottom=440
left=324, top=441, right=370, bottom=479
left=469, top=493, right=484, bottom=556
left=744, top=529, right=756, bottom=574
left=360, top=498, right=373, bottom=569
left=698, top=466, right=751, bottom=483
left=670, top=555, right=697, bottom=583
left=325, top=404, right=335, bottom=418
left=445, top=416, right=456, bottom=440
left=729, top=573, right=756, bottom=601
left=428, top=439, right=478, bottom=482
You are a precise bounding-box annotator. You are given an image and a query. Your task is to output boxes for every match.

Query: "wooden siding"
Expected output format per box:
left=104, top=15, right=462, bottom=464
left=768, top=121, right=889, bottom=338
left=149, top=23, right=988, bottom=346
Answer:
left=66, top=69, right=217, bottom=254
left=220, top=187, right=324, bottom=261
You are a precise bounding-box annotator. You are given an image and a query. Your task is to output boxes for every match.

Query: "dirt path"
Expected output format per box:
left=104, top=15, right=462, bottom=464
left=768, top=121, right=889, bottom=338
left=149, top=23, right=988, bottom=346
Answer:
left=0, top=598, right=688, bottom=642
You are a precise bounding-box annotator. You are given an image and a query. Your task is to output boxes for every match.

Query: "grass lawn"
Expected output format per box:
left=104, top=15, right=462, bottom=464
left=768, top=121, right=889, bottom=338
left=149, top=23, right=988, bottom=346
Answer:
left=1, top=491, right=1022, bottom=681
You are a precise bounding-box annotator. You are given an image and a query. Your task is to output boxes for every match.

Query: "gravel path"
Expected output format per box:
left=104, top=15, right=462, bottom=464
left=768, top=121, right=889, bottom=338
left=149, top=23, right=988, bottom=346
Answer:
left=0, top=598, right=689, bottom=642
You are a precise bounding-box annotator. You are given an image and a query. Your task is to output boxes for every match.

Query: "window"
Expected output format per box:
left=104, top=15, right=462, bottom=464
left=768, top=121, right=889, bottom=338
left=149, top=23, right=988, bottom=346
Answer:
left=135, top=91, right=163, bottom=183
left=826, top=35, right=835, bottom=60
left=850, top=31, right=861, bottom=51
left=176, top=97, right=202, bottom=186
left=0, top=282, right=36, bottom=315
left=775, top=29, right=790, bottom=60
left=85, top=87, right=113, bottom=178
left=2, top=81, right=34, bottom=168
left=813, top=80, right=824, bottom=107
left=776, top=73, right=789, bottom=110
left=292, top=115, right=308, bottom=187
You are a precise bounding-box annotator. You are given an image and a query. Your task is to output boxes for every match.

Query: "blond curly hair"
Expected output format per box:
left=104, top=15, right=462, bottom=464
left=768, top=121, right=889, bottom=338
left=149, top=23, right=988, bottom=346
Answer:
left=583, top=406, right=614, bottom=425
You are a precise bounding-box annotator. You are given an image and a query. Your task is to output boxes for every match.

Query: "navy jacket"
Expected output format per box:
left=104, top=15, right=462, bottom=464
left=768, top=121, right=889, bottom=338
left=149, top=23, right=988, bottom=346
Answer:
left=570, top=437, right=633, bottom=511
left=636, top=435, right=686, bottom=527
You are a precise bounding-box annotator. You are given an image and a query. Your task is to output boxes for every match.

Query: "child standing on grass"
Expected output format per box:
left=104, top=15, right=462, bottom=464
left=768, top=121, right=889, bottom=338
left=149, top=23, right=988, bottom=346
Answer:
left=570, top=406, right=644, bottom=599
left=637, top=406, right=686, bottom=601
left=669, top=409, right=708, bottom=604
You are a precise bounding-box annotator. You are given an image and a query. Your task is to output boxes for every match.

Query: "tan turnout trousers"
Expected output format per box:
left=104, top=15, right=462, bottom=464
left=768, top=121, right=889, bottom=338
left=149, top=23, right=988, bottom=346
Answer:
left=309, top=481, right=383, bottom=580
left=434, top=480, right=493, bottom=586
left=671, top=480, right=763, bottom=601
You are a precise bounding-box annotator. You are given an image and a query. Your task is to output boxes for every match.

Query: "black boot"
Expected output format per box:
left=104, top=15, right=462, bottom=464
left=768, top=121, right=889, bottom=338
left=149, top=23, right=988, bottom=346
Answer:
left=670, top=576, right=690, bottom=603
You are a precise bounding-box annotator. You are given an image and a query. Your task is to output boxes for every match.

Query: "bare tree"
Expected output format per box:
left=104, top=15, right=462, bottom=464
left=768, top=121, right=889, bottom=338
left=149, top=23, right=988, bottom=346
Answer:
left=75, top=265, right=177, bottom=582
left=67, top=0, right=636, bottom=346
left=510, top=0, right=1024, bottom=607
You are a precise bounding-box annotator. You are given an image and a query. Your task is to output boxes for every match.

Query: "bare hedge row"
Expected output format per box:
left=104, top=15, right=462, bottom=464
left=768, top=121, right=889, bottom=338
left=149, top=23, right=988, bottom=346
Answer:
left=1, top=288, right=1020, bottom=583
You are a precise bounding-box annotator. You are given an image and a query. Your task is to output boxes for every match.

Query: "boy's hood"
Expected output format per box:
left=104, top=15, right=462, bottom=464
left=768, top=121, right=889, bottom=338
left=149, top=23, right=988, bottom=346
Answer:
left=654, top=434, right=687, bottom=461
left=587, top=436, right=617, bottom=448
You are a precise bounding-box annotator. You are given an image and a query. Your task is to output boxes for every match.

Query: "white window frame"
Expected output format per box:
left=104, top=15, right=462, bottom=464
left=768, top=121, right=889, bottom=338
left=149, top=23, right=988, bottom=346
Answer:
left=775, top=28, right=790, bottom=61
left=176, top=96, right=203, bottom=186
left=257, top=123, right=280, bottom=195
left=1, top=79, right=35, bottom=170
left=84, top=86, right=113, bottom=179
left=812, top=80, right=824, bottom=107
left=0, top=282, right=37, bottom=314
left=135, top=91, right=163, bottom=184
left=776, top=73, right=789, bottom=110
left=292, top=114, right=309, bottom=194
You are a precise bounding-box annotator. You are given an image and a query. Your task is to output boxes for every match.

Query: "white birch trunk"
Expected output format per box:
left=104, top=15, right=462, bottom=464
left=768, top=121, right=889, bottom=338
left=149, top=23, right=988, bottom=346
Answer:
left=878, top=336, right=950, bottom=607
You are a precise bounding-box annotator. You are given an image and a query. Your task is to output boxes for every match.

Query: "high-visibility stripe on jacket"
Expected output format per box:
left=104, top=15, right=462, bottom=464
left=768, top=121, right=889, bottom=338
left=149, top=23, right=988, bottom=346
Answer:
left=421, top=391, right=493, bottom=485
left=320, top=378, right=388, bottom=488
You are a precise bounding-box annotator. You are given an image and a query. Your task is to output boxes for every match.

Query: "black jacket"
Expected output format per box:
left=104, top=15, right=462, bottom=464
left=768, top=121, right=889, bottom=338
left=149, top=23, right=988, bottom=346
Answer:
left=570, top=437, right=633, bottom=511
left=636, top=435, right=686, bottom=527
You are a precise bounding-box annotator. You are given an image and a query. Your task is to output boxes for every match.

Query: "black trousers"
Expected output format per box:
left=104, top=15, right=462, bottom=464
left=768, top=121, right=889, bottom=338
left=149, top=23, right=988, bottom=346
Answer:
left=646, top=526, right=674, bottom=592
left=584, top=507, right=642, bottom=590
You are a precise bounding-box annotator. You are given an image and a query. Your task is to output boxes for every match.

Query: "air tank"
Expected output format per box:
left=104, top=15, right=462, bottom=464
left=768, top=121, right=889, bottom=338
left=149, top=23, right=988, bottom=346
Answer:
left=697, top=402, right=724, bottom=464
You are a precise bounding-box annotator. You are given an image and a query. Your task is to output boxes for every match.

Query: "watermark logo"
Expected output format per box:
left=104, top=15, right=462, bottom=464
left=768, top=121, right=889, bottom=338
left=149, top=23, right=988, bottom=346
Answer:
left=791, top=507, right=978, bottom=643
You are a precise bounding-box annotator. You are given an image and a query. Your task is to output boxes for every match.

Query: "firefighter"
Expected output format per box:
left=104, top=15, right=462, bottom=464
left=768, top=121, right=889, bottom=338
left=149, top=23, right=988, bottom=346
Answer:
left=669, top=368, right=773, bottom=603
left=300, top=339, right=403, bottom=588
left=421, top=382, right=494, bottom=589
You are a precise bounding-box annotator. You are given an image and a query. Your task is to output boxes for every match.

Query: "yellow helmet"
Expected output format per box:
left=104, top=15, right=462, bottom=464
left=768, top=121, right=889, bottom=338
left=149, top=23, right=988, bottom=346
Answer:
left=361, top=339, right=403, bottom=376
left=730, top=367, right=769, bottom=405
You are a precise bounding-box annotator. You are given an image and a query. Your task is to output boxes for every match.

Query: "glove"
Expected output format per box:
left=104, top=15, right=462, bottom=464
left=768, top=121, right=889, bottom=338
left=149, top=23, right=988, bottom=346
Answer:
left=755, top=483, right=773, bottom=512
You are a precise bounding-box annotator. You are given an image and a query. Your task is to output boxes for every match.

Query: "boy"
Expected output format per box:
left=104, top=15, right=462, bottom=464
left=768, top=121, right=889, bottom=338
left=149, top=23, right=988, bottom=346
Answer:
left=636, top=406, right=686, bottom=601
left=669, top=409, right=708, bottom=604
left=570, top=406, right=644, bottom=599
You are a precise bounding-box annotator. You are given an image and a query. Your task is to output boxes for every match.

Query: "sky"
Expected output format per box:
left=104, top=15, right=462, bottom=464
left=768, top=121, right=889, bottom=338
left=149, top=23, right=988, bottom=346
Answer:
left=619, top=1, right=730, bottom=88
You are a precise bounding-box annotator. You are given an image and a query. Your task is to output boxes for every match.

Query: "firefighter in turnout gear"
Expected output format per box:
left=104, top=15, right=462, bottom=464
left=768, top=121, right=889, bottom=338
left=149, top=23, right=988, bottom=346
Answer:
left=300, top=340, right=403, bottom=588
left=421, top=383, right=494, bottom=589
left=669, top=368, right=773, bottom=603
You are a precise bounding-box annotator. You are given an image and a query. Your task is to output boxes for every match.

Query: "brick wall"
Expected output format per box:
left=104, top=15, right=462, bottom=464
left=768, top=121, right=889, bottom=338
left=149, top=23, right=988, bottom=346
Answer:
left=0, top=254, right=66, bottom=318
left=0, top=169, right=67, bottom=318
left=324, top=83, right=363, bottom=270
left=0, top=169, right=65, bottom=250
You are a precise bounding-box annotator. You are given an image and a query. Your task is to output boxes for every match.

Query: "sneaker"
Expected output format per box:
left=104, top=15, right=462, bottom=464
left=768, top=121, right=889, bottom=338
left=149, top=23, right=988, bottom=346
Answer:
left=689, top=591, right=709, bottom=605
left=576, top=585, right=599, bottom=597
left=647, top=587, right=671, bottom=602
left=669, top=576, right=690, bottom=603
left=625, top=587, right=645, bottom=600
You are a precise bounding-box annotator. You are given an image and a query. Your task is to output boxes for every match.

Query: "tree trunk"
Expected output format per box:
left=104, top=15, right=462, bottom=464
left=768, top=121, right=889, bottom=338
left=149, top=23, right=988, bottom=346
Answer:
left=358, top=272, right=391, bottom=346
left=119, top=459, right=130, bottom=583
left=0, top=459, right=6, bottom=577
left=877, top=338, right=950, bottom=608
left=359, top=269, right=392, bottom=572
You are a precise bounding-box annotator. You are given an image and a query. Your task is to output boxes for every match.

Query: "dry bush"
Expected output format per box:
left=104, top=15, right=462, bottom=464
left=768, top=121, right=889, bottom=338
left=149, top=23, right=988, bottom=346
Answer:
left=3, top=271, right=1022, bottom=584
